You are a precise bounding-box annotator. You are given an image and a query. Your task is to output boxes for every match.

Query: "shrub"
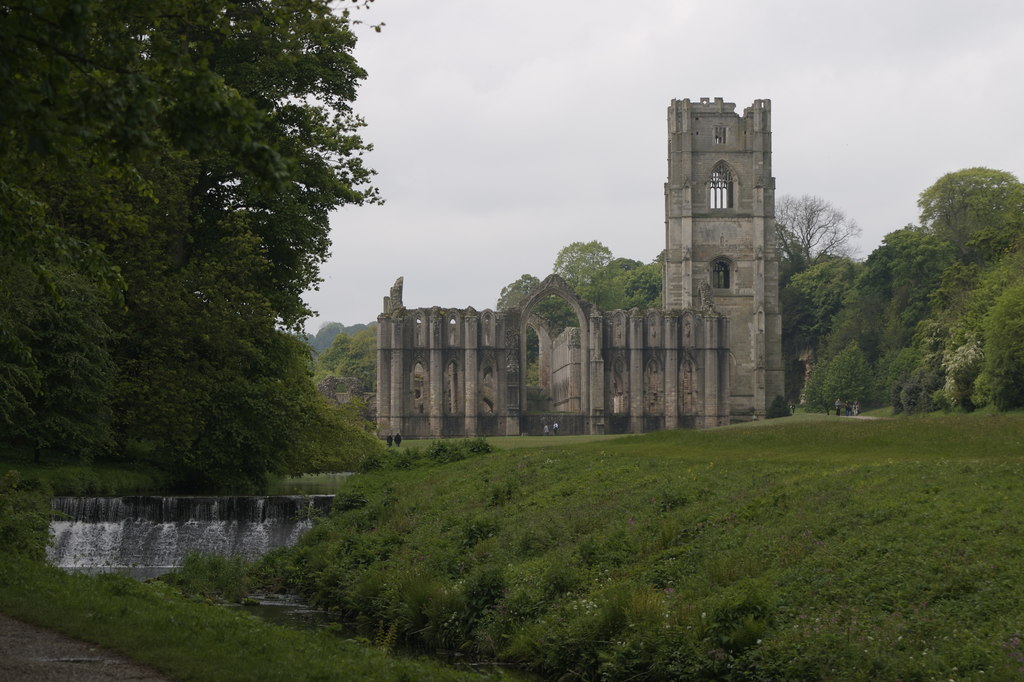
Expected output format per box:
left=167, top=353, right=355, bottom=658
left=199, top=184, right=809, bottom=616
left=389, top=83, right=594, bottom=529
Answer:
left=0, top=471, right=51, bottom=560
left=766, top=395, right=791, bottom=419
left=162, top=554, right=252, bottom=603
left=425, top=440, right=465, bottom=463
left=464, top=438, right=493, bottom=454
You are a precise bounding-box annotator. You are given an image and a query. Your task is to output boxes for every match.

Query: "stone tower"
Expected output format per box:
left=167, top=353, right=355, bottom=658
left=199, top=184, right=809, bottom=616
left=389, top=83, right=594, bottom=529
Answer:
left=662, top=97, right=784, bottom=418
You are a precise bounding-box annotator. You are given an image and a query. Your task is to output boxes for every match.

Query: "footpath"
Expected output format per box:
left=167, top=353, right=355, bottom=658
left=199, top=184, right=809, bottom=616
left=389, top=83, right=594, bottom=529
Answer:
left=0, top=613, right=171, bottom=681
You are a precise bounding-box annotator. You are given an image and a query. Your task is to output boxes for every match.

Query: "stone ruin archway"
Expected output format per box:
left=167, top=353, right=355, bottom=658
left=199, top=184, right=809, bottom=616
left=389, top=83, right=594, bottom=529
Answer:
left=514, top=275, right=595, bottom=434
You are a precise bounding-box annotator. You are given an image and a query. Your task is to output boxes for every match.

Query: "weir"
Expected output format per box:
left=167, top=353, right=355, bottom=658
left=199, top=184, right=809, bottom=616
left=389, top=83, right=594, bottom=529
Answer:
left=48, top=495, right=334, bottom=577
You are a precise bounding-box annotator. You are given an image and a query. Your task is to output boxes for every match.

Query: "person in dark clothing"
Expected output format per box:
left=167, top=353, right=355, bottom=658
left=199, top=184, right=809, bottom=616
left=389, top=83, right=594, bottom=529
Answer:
left=386, top=434, right=393, bottom=447
left=394, top=433, right=402, bottom=447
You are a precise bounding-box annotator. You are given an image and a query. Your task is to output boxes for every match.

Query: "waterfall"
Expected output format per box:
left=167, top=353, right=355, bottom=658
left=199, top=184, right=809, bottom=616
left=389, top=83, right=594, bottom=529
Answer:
left=48, top=495, right=334, bottom=577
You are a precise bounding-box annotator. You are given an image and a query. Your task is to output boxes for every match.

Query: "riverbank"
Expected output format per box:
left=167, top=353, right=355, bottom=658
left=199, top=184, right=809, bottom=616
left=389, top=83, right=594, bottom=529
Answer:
left=0, top=556, right=488, bottom=681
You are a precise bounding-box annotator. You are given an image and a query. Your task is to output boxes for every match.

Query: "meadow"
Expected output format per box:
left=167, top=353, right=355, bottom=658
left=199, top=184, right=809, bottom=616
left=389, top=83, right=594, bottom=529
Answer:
left=3, top=412, right=1024, bottom=680
left=264, top=413, right=1024, bottom=680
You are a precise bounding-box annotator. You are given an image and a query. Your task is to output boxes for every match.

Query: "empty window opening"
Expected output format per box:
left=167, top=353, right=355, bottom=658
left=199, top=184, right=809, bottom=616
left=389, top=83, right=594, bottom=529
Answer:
left=709, top=163, right=734, bottom=208
left=412, top=362, right=425, bottom=400
left=713, top=126, right=727, bottom=144
left=712, top=260, right=731, bottom=289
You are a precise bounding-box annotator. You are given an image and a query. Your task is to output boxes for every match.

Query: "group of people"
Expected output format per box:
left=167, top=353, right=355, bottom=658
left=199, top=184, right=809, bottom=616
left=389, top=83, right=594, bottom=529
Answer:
left=833, top=398, right=860, bottom=417
left=542, top=422, right=560, bottom=436
left=385, top=433, right=402, bottom=447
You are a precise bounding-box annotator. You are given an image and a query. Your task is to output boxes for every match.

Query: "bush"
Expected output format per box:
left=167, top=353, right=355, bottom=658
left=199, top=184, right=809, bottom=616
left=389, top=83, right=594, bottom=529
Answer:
left=464, top=438, right=493, bottom=454
left=425, top=440, right=466, bottom=464
left=162, top=554, right=252, bottom=603
left=766, top=395, right=791, bottom=419
left=0, top=470, right=51, bottom=560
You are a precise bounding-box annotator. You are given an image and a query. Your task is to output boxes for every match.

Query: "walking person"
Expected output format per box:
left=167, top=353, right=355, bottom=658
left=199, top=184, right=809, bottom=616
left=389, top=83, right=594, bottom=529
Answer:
left=834, top=398, right=842, bottom=416
left=394, top=433, right=402, bottom=447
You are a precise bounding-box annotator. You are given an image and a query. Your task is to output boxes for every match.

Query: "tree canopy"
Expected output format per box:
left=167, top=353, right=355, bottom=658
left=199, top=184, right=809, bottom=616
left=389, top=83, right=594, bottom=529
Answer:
left=789, top=169, right=1024, bottom=414
left=0, top=0, right=382, bottom=489
left=775, top=194, right=861, bottom=284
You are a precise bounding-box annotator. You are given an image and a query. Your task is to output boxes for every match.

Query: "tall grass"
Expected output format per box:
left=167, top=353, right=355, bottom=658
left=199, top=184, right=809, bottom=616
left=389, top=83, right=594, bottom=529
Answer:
left=266, top=413, right=1024, bottom=680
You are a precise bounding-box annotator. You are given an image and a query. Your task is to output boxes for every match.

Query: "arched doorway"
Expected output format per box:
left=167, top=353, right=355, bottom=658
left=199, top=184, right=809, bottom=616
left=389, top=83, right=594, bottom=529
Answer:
left=517, top=275, right=592, bottom=435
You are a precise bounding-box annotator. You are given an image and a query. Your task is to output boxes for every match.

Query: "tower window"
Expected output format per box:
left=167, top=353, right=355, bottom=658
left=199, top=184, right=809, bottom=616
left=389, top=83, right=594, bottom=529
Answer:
left=713, top=126, right=727, bottom=144
left=709, top=163, right=734, bottom=208
left=712, top=259, right=731, bottom=289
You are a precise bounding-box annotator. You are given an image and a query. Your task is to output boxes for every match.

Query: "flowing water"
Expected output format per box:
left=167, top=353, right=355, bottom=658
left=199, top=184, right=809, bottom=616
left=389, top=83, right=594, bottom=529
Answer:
left=48, top=494, right=335, bottom=578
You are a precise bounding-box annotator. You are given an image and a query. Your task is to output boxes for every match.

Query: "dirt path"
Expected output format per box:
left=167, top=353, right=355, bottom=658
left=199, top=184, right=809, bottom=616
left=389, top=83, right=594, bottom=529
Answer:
left=0, top=613, right=172, bottom=681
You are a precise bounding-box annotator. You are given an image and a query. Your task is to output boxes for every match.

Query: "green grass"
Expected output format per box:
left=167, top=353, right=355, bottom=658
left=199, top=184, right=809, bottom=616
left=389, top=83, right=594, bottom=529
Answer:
left=267, top=413, right=1024, bottom=681
left=0, top=456, right=170, bottom=495
left=0, top=556, right=493, bottom=681
left=6, top=413, right=1024, bottom=679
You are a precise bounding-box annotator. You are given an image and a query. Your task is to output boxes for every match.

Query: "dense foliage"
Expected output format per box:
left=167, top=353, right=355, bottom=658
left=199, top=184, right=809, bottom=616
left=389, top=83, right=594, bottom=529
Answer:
left=491, top=175, right=1024, bottom=416
left=789, top=170, right=1024, bottom=412
left=315, top=326, right=377, bottom=392
left=0, top=1, right=381, bottom=488
left=259, top=415, right=1024, bottom=680
left=498, top=241, right=663, bottom=314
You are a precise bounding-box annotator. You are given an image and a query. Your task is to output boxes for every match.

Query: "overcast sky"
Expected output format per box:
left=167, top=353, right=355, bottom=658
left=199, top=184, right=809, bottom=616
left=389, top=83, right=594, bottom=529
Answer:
left=303, top=0, right=1024, bottom=332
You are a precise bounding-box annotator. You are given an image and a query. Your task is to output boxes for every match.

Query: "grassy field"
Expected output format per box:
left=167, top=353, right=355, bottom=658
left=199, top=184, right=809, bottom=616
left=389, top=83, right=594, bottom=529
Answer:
left=4, top=412, right=1024, bottom=680
left=265, top=412, right=1024, bottom=680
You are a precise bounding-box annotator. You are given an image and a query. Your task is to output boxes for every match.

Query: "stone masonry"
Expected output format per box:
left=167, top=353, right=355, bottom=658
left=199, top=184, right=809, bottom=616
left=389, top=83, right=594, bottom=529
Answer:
left=375, top=98, right=783, bottom=437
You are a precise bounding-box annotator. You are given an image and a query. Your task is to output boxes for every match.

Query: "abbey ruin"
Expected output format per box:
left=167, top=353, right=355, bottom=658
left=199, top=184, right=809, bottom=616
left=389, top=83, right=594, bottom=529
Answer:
left=376, top=98, right=784, bottom=437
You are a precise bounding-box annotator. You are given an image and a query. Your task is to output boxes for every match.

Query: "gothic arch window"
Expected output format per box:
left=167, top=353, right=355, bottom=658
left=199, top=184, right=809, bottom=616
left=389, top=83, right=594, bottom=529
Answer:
left=709, top=162, right=734, bottom=209
left=445, top=361, right=459, bottom=413
left=412, top=362, right=426, bottom=400
left=480, top=364, right=495, bottom=414
left=447, top=315, right=459, bottom=345
left=414, top=313, right=425, bottom=346
left=412, top=361, right=427, bottom=414
left=712, top=259, right=731, bottom=289
left=612, top=356, right=628, bottom=414
left=680, top=358, right=696, bottom=415
left=481, top=313, right=492, bottom=346
left=645, top=358, right=663, bottom=412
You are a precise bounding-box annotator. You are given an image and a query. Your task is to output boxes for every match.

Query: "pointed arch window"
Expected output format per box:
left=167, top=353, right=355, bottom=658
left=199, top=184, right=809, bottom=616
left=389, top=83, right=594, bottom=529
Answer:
left=412, top=362, right=426, bottom=400
left=712, top=259, right=731, bottom=289
left=709, top=163, right=734, bottom=209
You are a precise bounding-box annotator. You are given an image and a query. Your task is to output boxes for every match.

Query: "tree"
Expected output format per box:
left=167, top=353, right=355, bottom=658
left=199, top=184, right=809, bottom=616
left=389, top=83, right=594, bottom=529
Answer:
left=918, top=168, right=1024, bottom=267
left=497, top=274, right=542, bottom=310
left=982, top=282, right=1024, bottom=410
left=0, top=0, right=380, bottom=489
left=802, top=342, right=874, bottom=412
left=622, top=258, right=662, bottom=309
left=316, top=327, right=377, bottom=392
left=775, top=195, right=861, bottom=283
left=310, top=322, right=346, bottom=354
left=552, top=241, right=613, bottom=291
left=784, top=258, right=860, bottom=356
left=0, top=261, right=115, bottom=462
left=854, top=228, right=954, bottom=353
